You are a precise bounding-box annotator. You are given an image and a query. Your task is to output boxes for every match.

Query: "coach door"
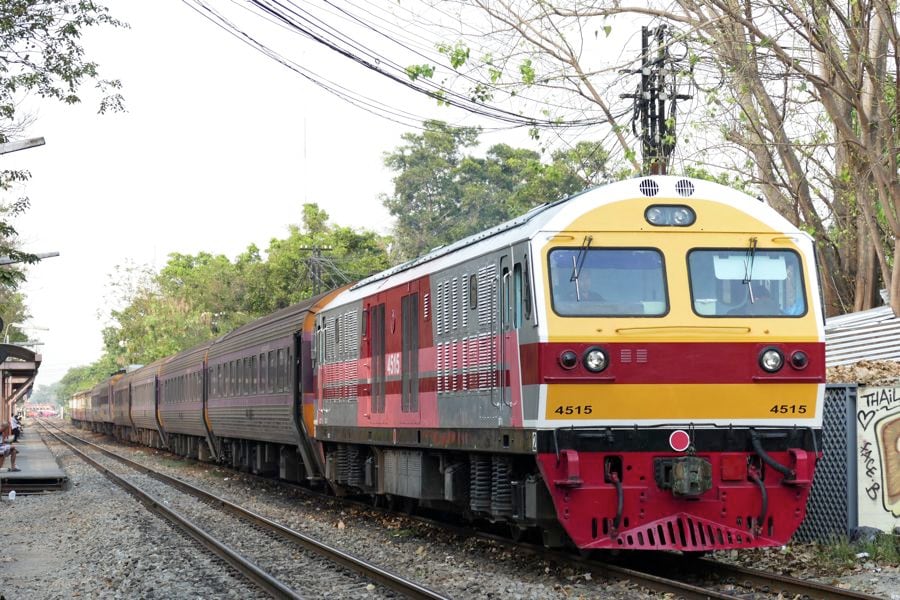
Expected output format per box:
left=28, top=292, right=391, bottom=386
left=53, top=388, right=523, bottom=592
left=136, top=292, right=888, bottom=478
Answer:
left=399, top=289, right=420, bottom=424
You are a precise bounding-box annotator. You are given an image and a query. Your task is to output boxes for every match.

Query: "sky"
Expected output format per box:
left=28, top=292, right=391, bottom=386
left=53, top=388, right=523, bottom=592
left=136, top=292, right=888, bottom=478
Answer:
left=2, top=1, right=542, bottom=386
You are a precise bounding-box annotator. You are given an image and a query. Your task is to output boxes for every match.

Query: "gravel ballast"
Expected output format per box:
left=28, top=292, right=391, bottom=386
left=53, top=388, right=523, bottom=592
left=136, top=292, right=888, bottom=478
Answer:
left=2, top=424, right=898, bottom=599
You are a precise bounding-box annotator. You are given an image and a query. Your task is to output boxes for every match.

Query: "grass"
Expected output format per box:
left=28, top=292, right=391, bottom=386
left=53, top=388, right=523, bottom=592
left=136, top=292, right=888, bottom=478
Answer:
left=814, top=532, right=900, bottom=570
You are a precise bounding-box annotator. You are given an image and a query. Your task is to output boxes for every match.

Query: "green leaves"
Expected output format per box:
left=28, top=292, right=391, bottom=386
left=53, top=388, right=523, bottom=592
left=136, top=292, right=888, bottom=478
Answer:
left=383, top=121, right=609, bottom=261
left=519, top=59, right=536, bottom=85
left=438, top=42, right=470, bottom=69
left=96, top=205, right=391, bottom=368
left=406, top=64, right=435, bottom=81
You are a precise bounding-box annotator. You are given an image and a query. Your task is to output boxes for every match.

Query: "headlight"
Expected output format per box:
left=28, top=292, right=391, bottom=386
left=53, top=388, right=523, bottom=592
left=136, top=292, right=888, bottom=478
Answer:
left=759, top=348, right=784, bottom=373
left=559, top=350, right=578, bottom=370
left=583, top=347, right=609, bottom=373
left=644, top=204, right=696, bottom=227
left=646, top=207, right=664, bottom=225
left=673, top=207, right=692, bottom=225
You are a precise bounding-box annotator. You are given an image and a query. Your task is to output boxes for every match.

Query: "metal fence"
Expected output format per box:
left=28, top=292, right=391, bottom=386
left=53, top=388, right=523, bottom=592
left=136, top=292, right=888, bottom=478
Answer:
left=793, top=384, right=858, bottom=543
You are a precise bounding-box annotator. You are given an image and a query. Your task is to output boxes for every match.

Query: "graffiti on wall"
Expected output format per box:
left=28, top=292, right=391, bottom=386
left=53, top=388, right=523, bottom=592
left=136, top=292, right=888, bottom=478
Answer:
left=856, top=386, right=900, bottom=530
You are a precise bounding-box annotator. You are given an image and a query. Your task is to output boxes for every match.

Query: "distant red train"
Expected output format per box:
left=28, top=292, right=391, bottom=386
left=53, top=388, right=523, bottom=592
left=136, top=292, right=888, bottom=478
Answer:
left=72, top=176, right=825, bottom=551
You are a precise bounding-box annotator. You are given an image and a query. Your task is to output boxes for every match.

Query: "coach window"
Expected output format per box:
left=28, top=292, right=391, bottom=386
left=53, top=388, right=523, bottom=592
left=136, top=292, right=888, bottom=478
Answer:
left=259, top=353, right=267, bottom=393
left=287, top=348, right=294, bottom=389
left=250, top=355, right=257, bottom=394
left=268, top=351, right=275, bottom=393
left=277, top=348, right=285, bottom=392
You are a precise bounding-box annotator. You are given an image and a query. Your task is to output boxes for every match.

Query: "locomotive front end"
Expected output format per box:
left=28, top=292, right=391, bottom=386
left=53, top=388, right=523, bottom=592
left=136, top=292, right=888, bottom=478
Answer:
left=532, top=177, right=824, bottom=551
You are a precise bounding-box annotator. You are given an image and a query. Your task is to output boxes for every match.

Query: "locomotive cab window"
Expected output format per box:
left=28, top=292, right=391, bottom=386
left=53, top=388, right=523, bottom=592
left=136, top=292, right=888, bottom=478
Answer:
left=549, top=248, right=667, bottom=317
left=688, top=249, right=806, bottom=317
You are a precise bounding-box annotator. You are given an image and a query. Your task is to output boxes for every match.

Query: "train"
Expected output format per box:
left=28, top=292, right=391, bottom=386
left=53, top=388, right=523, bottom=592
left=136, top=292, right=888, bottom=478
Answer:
left=71, top=175, right=825, bottom=552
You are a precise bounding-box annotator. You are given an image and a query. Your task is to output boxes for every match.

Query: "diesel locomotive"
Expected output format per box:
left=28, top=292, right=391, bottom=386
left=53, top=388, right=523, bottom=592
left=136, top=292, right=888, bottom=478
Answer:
left=72, top=176, right=824, bottom=552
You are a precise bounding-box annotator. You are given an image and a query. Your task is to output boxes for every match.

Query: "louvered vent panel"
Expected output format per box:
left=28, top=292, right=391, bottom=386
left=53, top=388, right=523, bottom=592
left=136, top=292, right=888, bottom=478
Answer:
left=478, top=266, right=495, bottom=328
left=451, top=277, right=460, bottom=331
left=461, top=336, right=469, bottom=391
left=461, top=275, right=469, bottom=329
left=423, top=292, right=430, bottom=321
left=443, top=280, right=452, bottom=337
left=436, top=343, right=444, bottom=394
left=451, top=340, right=458, bottom=391
left=435, top=282, right=444, bottom=337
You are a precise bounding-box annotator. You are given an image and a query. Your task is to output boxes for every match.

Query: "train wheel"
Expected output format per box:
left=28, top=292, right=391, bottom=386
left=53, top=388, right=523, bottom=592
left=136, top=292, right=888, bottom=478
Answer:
left=509, top=523, right=528, bottom=543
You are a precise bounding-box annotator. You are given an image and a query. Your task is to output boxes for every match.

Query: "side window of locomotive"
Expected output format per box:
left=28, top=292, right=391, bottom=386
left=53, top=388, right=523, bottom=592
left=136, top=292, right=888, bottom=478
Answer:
left=469, top=274, right=478, bottom=310
left=548, top=248, right=667, bottom=316
left=513, top=262, right=524, bottom=328
left=522, top=258, right=532, bottom=321
left=687, top=249, right=806, bottom=317
left=501, top=266, right=511, bottom=327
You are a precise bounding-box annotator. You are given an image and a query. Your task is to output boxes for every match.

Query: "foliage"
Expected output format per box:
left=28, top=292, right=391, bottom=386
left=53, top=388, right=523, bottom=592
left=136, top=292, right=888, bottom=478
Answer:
left=28, top=382, right=61, bottom=406
left=56, top=353, right=119, bottom=402
left=401, top=1, right=900, bottom=315
left=0, top=285, right=29, bottom=341
left=0, top=0, right=125, bottom=290
left=95, top=204, right=390, bottom=368
left=382, top=120, right=611, bottom=261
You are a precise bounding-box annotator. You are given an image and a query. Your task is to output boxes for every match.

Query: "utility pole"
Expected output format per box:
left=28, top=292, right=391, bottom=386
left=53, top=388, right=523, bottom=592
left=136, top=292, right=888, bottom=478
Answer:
left=621, top=25, right=692, bottom=175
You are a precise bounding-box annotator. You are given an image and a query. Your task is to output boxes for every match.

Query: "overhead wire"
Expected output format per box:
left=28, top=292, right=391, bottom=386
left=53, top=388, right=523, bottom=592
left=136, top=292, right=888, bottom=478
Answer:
left=182, top=0, right=624, bottom=130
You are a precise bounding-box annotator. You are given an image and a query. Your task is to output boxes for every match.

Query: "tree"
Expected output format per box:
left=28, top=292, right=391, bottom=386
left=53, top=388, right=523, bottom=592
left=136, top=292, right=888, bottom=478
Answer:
left=383, top=121, right=610, bottom=260
left=260, top=203, right=391, bottom=311
left=405, top=2, right=900, bottom=315
left=98, top=204, right=391, bottom=365
left=57, top=354, right=119, bottom=404
left=0, top=0, right=124, bottom=288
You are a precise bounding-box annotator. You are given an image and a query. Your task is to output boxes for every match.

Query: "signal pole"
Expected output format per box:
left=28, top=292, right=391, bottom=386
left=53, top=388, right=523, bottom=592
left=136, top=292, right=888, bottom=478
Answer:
left=621, top=25, right=692, bottom=175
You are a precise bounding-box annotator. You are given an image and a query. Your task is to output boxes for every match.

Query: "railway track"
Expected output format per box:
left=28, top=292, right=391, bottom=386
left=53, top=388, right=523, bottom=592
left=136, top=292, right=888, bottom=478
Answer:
left=47, top=421, right=889, bottom=600
left=39, top=421, right=449, bottom=600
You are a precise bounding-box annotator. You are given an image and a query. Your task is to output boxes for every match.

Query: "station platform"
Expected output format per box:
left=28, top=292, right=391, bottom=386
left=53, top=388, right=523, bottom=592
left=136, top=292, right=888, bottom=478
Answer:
left=0, top=431, right=67, bottom=495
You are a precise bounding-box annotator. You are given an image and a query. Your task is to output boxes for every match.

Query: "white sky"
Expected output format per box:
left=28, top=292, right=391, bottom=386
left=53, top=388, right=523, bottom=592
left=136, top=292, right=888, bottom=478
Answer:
left=3, top=0, right=540, bottom=385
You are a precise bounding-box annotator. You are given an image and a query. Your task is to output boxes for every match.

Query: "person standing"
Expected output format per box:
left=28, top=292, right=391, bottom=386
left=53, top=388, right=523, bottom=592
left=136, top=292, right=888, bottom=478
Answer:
left=10, top=414, right=20, bottom=442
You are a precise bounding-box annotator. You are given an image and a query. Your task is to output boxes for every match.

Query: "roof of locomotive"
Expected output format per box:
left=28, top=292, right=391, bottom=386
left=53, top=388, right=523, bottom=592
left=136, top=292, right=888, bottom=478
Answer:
left=337, top=176, right=806, bottom=304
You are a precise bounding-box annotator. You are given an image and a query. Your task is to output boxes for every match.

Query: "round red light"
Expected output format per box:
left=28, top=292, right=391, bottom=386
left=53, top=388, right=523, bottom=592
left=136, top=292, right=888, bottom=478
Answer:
left=669, top=430, right=691, bottom=452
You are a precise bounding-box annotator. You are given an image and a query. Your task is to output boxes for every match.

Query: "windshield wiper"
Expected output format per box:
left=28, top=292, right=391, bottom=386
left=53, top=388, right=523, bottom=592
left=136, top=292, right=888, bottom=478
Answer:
left=743, top=237, right=758, bottom=303
left=570, top=235, right=593, bottom=301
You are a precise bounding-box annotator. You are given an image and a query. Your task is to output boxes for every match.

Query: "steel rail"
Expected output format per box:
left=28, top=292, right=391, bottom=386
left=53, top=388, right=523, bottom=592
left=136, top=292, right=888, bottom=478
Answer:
left=695, top=557, right=887, bottom=600
left=40, top=421, right=449, bottom=600
left=39, top=423, right=300, bottom=599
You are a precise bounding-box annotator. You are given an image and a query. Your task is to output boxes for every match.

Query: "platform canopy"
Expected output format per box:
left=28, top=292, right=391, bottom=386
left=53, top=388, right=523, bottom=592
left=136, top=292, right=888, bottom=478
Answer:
left=0, top=343, right=41, bottom=430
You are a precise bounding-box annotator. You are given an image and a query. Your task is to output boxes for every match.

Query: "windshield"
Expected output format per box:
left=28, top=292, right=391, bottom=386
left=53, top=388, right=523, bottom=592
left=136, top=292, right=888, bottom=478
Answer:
left=688, top=249, right=806, bottom=317
left=549, top=248, right=667, bottom=316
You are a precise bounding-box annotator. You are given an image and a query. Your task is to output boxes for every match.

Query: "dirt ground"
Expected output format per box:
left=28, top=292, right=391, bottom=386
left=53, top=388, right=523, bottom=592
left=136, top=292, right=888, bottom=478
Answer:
left=827, top=360, right=900, bottom=387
